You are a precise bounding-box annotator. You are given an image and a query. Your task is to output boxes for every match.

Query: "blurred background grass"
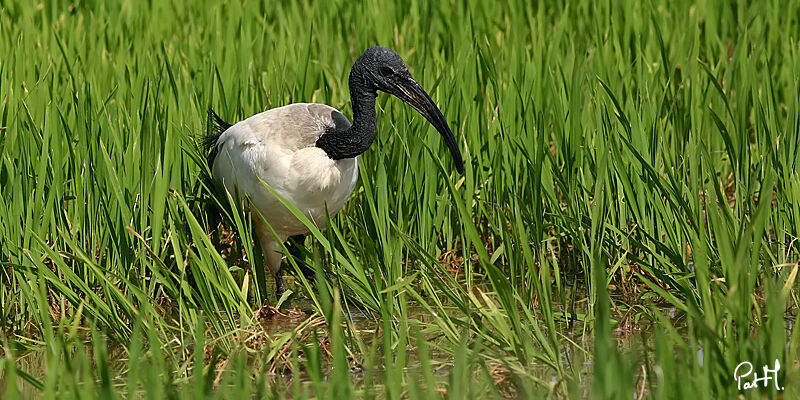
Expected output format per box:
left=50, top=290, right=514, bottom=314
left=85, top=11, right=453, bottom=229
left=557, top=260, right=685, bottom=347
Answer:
left=0, top=0, right=798, bottom=398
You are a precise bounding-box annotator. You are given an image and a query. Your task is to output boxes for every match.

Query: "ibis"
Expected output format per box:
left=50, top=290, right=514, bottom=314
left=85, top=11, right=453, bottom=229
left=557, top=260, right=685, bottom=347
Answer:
left=204, top=46, right=463, bottom=297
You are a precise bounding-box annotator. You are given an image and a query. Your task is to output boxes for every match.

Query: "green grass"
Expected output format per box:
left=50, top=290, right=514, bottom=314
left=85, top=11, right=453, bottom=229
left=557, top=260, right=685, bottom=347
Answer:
left=1, top=0, right=799, bottom=398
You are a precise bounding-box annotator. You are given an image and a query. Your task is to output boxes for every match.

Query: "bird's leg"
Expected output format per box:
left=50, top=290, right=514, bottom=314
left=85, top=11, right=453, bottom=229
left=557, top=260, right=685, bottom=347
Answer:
left=271, top=250, right=286, bottom=299
left=253, top=218, right=286, bottom=299
left=263, top=240, right=286, bottom=298
left=286, top=235, right=315, bottom=279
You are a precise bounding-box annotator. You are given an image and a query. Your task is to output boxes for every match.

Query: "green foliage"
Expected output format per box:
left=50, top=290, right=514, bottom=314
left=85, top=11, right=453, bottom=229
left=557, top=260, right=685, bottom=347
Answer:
left=0, top=0, right=798, bottom=398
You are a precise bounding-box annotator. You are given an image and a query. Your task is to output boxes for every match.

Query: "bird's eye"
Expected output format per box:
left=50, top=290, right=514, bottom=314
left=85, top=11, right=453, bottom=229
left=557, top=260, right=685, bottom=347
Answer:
left=379, top=66, right=393, bottom=77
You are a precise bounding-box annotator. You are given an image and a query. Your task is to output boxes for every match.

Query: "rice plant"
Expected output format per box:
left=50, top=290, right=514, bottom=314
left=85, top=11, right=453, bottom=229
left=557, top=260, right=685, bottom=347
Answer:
left=0, top=0, right=798, bottom=398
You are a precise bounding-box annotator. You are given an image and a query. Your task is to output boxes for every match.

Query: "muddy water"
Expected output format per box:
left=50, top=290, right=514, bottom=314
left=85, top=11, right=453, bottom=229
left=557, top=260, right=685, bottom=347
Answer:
left=2, top=289, right=686, bottom=398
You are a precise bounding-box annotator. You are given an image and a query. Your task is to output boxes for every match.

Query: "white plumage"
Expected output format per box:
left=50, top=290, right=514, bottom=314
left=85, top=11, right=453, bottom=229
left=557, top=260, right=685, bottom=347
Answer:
left=205, top=46, right=464, bottom=298
left=212, top=103, right=358, bottom=237
left=210, top=104, right=358, bottom=294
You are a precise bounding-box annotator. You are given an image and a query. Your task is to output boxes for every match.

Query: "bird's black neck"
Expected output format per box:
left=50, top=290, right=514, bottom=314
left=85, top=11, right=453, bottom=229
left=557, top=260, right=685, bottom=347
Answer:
left=316, top=68, right=378, bottom=160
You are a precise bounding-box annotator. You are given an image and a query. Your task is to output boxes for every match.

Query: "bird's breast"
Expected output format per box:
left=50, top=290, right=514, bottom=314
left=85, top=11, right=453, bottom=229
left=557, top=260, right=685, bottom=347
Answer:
left=289, top=148, right=357, bottom=201
left=288, top=147, right=350, bottom=193
left=281, top=149, right=359, bottom=229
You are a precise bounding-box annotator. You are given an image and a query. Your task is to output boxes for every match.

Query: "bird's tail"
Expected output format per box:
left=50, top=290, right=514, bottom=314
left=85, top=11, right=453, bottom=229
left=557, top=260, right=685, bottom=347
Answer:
left=200, top=107, right=234, bottom=231
left=204, top=106, right=232, bottom=167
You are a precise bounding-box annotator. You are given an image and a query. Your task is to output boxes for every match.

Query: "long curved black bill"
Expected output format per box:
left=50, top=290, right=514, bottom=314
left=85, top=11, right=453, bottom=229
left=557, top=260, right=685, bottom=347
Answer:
left=393, top=77, right=464, bottom=174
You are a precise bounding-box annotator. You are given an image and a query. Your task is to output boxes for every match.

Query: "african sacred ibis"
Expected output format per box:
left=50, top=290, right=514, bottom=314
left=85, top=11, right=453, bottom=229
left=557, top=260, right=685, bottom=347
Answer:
left=204, top=46, right=464, bottom=297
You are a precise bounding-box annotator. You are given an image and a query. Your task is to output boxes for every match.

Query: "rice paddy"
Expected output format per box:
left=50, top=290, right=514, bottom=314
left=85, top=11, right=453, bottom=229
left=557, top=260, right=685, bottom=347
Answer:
left=1, top=0, right=799, bottom=398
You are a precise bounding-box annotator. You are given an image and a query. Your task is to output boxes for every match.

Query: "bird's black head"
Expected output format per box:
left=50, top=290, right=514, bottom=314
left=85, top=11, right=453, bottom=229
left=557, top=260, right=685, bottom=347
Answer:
left=352, top=46, right=412, bottom=91
left=350, top=46, right=464, bottom=174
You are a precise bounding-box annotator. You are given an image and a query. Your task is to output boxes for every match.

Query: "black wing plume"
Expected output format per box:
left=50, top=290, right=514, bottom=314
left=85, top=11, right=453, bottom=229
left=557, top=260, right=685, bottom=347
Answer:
left=204, top=107, right=232, bottom=167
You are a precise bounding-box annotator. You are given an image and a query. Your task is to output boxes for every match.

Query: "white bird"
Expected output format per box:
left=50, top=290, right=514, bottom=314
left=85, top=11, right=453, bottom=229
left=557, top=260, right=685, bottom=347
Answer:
left=203, top=46, right=463, bottom=297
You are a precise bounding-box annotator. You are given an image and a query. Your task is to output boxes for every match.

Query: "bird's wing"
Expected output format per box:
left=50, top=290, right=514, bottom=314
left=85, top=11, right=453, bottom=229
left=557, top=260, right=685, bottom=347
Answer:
left=209, top=103, right=352, bottom=195
left=232, top=103, right=350, bottom=152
